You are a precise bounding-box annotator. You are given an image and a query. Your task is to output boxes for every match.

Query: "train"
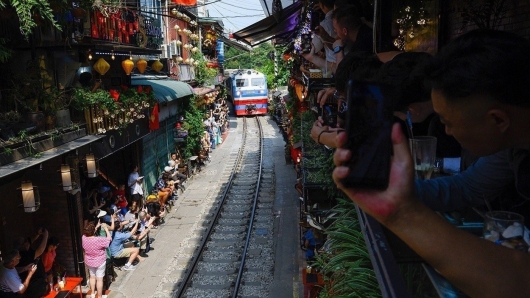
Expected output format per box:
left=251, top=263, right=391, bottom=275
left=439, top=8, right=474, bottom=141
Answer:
left=225, top=69, right=268, bottom=116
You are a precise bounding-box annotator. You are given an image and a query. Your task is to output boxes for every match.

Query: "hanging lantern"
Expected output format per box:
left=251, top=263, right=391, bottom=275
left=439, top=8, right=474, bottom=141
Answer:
left=122, top=59, right=134, bottom=75
left=171, top=8, right=178, bottom=16
left=193, top=61, right=199, bottom=66
left=176, top=40, right=182, bottom=46
left=191, top=47, right=198, bottom=53
left=93, top=58, right=110, bottom=76
left=86, top=154, right=98, bottom=178
left=184, top=58, right=190, bottom=64
left=174, top=24, right=180, bottom=30
left=177, top=56, right=183, bottom=63
left=19, top=181, right=40, bottom=213
left=60, top=165, right=72, bottom=191
left=151, top=60, right=163, bottom=72
left=137, top=59, right=147, bottom=73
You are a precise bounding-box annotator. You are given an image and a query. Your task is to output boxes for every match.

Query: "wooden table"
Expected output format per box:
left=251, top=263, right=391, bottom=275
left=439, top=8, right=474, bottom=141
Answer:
left=43, top=277, right=83, bottom=298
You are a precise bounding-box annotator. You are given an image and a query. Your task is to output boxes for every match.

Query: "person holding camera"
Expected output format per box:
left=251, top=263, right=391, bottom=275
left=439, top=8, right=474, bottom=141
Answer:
left=333, top=29, right=530, bottom=297
left=11, top=227, right=48, bottom=297
left=0, top=250, right=37, bottom=297
left=109, top=219, right=143, bottom=271
left=82, top=221, right=111, bottom=298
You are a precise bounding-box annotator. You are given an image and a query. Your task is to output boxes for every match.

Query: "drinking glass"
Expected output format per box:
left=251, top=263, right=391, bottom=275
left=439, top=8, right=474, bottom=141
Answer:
left=409, top=136, right=437, bottom=180
left=483, top=211, right=524, bottom=246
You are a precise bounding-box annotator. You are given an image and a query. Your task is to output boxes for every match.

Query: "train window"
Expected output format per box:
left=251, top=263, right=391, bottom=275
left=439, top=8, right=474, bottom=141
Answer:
left=251, top=78, right=264, bottom=86
left=236, top=79, right=248, bottom=87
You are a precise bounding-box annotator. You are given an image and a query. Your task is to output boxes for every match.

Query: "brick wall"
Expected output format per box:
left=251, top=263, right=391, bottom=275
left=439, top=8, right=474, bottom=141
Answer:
left=445, top=0, right=530, bottom=42
left=0, top=155, right=81, bottom=276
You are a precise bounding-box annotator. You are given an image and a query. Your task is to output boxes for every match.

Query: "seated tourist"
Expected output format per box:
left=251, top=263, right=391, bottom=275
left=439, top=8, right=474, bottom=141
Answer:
left=109, top=220, right=143, bottom=271
left=0, top=250, right=37, bottom=297
left=12, top=228, right=48, bottom=297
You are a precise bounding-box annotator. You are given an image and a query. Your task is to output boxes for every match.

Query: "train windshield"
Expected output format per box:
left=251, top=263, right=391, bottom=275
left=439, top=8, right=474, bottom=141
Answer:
left=251, top=78, right=265, bottom=87
left=236, top=79, right=248, bottom=87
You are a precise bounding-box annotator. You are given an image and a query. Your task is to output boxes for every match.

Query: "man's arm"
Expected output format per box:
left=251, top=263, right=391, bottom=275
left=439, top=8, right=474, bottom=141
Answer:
left=415, top=150, right=515, bottom=211
left=34, top=229, right=48, bottom=259
left=333, top=124, right=530, bottom=298
left=18, top=264, right=37, bottom=294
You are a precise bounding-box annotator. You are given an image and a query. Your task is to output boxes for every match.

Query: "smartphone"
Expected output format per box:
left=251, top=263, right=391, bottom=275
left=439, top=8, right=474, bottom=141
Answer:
left=321, top=104, right=337, bottom=128
left=301, top=34, right=312, bottom=54
left=341, top=80, right=394, bottom=189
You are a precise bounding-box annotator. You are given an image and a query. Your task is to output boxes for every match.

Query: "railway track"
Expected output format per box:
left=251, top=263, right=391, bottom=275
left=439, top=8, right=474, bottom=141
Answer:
left=175, top=116, right=276, bottom=298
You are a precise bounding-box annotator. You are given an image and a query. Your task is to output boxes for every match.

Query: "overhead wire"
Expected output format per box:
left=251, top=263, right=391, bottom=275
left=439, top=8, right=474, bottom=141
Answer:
left=216, top=1, right=264, bottom=11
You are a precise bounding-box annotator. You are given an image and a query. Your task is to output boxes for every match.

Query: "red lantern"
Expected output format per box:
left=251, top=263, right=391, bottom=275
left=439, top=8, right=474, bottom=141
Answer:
left=128, top=23, right=134, bottom=35
left=124, top=34, right=129, bottom=43
left=91, top=24, right=98, bottom=38
left=109, top=30, right=114, bottom=40
left=117, top=19, right=122, bottom=30
left=134, top=20, right=139, bottom=31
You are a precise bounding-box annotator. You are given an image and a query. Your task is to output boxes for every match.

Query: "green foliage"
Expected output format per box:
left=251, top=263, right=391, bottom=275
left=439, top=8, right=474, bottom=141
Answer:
left=0, top=0, right=61, bottom=38
left=192, top=52, right=218, bottom=86
left=180, top=95, right=205, bottom=159
left=72, top=88, right=111, bottom=111
left=223, top=42, right=289, bottom=89
left=0, top=38, right=12, bottom=63
left=315, top=197, right=382, bottom=297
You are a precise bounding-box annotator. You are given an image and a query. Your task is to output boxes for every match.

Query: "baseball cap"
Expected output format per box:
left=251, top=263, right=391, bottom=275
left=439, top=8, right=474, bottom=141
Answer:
left=99, top=186, right=111, bottom=194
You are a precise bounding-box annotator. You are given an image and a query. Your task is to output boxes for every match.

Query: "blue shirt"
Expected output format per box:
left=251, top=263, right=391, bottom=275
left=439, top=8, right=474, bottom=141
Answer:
left=416, top=149, right=529, bottom=212
left=109, top=231, right=131, bottom=256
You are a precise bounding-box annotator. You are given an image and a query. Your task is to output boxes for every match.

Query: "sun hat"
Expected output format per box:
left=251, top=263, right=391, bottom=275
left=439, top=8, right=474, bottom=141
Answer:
left=164, top=166, right=173, bottom=172
left=96, top=209, right=107, bottom=218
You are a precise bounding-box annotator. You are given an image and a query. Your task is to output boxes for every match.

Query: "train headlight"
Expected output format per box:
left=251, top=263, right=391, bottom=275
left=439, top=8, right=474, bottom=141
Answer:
left=237, top=91, right=241, bottom=96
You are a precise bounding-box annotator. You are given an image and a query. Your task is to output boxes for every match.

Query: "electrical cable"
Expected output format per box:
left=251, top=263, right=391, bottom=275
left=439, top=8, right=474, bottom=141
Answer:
left=216, top=1, right=264, bottom=11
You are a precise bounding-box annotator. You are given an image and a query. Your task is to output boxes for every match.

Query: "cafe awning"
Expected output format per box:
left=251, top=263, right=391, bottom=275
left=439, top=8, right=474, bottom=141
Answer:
left=218, top=36, right=251, bottom=52
left=131, top=77, right=194, bottom=103
left=0, top=135, right=105, bottom=179
left=232, top=1, right=303, bottom=46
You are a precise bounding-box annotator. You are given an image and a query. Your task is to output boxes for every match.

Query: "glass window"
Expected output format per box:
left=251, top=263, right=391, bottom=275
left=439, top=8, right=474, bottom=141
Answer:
left=236, top=79, right=248, bottom=87
left=251, top=78, right=264, bottom=86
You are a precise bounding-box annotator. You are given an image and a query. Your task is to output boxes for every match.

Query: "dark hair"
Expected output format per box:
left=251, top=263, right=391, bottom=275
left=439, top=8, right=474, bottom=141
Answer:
left=335, top=51, right=382, bottom=93
left=376, top=52, right=434, bottom=111
left=47, top=236, right=60, bottom=247
left=331, top=5, right=362, bottom=32
left=318, top=0, right=335, bottom=10
left=426, top=29, right=530, bottom=107
left=83, top=222, right=96, bottom=236
left=334, top=0, right=372, bottom=21
left=4, top=249, right=19, bottom=263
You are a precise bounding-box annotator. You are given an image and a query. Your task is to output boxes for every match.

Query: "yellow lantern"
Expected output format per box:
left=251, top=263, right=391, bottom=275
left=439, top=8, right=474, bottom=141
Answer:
left=151, top=60, right=163, bottom=72
left=136, top=59, right=147, bottom=74
left=122, top=59, right=134, bottom=75
left=93, top=58, right=110, bottom=76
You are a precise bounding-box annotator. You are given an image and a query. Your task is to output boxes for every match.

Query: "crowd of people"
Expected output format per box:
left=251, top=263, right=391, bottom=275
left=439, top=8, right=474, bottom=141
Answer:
left=298, top=0, right=530, bottom=297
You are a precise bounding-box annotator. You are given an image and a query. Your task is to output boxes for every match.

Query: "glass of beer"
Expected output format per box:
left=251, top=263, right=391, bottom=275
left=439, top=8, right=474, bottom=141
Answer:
left=409, top=136, right=437, bottom=180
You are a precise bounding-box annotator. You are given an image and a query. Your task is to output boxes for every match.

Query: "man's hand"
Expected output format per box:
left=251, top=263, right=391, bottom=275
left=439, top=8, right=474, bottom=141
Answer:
left=310, top=117, right=328, bottom=143
left=29, top=264, right=37, bottom=275
left=314, top=26, right=333, bottom=44
left=332, top=123, right=417, bottom=225
left=317, top=88, right=335, bottom=107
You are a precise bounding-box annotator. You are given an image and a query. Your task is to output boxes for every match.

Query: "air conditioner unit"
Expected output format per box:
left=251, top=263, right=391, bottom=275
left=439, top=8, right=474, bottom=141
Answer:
left=170, top=40, right=177, bottom=56
left=160, top=45, right=167, bottom=58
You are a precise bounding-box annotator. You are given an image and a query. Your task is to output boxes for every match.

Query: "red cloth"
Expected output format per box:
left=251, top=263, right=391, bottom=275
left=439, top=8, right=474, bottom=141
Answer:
left=114, top=189, right=128, bottom=209
left=149, top=103, right=160, bottom=130
left=42, top=250, right=56, bottom=272
left=172, top=0, right=196, bottom=5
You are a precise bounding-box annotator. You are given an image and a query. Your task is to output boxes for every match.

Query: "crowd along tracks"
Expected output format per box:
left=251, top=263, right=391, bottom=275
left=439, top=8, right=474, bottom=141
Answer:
left=174, top=116, right=276, bottom=298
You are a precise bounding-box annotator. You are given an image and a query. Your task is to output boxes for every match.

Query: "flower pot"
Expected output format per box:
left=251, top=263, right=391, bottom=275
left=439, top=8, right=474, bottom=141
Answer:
left=45, top=115, right=56, bottom=130
left=26, top=111, right=45, bottom=132
left=56, top=109, right=71, bottom=128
